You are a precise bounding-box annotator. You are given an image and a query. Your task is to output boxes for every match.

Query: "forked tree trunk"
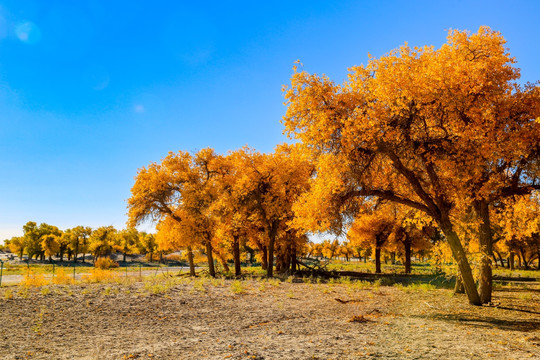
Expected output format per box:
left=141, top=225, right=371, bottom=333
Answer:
left=233, top=235, right=241, bottom=277
left=439, top=216, right=481, bottom=305
left=187, top=246, right=196, bottom=276
left=495, top=251, right=505, bottom=268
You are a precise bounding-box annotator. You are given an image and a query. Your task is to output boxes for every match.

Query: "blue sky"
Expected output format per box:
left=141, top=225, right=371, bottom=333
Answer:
left=0, top=0, right=538, bottom=240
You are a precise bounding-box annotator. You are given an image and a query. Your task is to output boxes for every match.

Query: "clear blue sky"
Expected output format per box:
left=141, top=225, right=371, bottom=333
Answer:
left=1, top=0, right=538, bottom=240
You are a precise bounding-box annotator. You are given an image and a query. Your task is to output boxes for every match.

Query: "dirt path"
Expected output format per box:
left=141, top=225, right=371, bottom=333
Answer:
left=0, top=279, right=538, bottom=359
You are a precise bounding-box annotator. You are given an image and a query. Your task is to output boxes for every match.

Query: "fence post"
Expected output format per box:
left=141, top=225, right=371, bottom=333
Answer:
left=139, top=264, right=142, bottom=281
left=52, top=263, right=55, bottom=281
left=0, top=260, right=3, bottom=287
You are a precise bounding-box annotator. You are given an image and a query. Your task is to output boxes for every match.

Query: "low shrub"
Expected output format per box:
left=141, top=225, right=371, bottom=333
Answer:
left=82, top=269, right=116, bottom=283
left=94, top=258, right=119, bottom=270
left=20, top=270, right=48, bottom=287
left=52, top=267, right=75, bottom=285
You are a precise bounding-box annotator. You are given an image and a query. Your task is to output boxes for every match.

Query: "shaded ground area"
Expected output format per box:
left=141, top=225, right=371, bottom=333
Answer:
left=0, top=278, right=538, bottom=359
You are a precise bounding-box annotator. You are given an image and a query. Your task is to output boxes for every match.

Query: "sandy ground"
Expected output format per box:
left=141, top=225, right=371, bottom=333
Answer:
left=0, top=277, right=538, bottom=360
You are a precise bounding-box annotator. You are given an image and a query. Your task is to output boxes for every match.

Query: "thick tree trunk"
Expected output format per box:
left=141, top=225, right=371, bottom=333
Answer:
left=475, top=200, right=493, bottom=304
left=205, top=241, right=216, bottom=277
left=375, top=247, right=382, bottom=274
left=261, top=246, right=268, bottom=271
left=404, top=240, right=411, bottom=274
left=266, top=224, right=277, bottom=278
left=509, top=252, right=515, bottom=270
left=282, top=246, right=291, bottom=274
left=123, top=252, right=127, bottom=263
left=233, top=236, right=241, bottom=277
left=187, top=246, right=196, bottom=276
left=60, top=251, right=64, bottom=262
left=438, top=216, right=481, bottom=305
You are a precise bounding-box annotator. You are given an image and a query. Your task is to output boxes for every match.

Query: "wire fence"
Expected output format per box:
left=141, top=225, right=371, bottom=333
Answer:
left=0, top=262, right=190, bottom=287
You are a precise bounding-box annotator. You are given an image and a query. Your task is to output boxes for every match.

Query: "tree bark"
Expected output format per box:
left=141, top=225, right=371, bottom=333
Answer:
left=474, top=200, right=493, bottom=304
left=454, top=271, right=465, bottom=294
left=494, top=251, right=505, bottom=268
left=404, top=240, right=411, bottom=274
left=219, top=255, right=230, bottom=273
left=205, top=240, right=216, bottom=277
left=187, top=246, right=196, bottom=276
left=438, top=216, right=481, bottom=305
left=261, top=246, right=268, bottom=271
left=291, top=245, right=297, bottom=274
left=375, top=246, right=382, bottom=274
left=520, top=248, right=529, bottom=270
left=509, top=252, right=515, bottom=270
left=233, top=235, right=241, bottom=277
left=266, top=223, right=278, bottom=278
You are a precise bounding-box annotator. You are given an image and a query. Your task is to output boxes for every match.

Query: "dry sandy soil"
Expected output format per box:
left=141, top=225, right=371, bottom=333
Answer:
left=0, top=276, right=539, bottom=360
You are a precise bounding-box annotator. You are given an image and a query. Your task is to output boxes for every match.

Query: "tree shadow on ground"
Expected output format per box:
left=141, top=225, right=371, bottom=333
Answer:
left=413, top=312, right=540, bottom=332
left=495, top=287, right=540, bottom=293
